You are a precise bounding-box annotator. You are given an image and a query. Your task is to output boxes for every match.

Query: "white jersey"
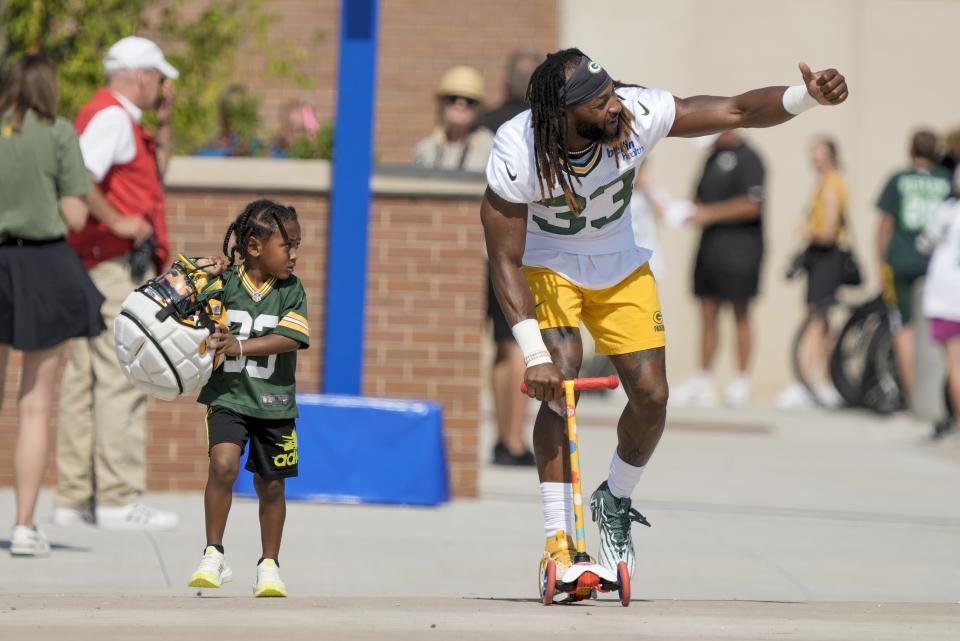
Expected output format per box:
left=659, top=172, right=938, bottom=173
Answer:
left=629, top=186, right=667, bottom=281
left=486, top=86, right=676, bottom=288
left=922, top=198, right=960, bottom=322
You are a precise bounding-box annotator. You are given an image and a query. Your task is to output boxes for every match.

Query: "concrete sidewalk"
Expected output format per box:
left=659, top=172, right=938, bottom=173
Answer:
left=2, top=399, right=959, bottom=639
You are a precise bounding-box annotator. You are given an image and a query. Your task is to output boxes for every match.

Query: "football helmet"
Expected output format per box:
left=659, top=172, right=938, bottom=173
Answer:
left=113, top=255, right=226, bottom=400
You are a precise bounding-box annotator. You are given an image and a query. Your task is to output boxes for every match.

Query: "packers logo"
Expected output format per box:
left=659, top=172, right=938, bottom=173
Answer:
left=588, top=62, right=602, bottom=74
left=272, top=431, right=298, bottom=468
left=653, top=310, right=664, bottom=333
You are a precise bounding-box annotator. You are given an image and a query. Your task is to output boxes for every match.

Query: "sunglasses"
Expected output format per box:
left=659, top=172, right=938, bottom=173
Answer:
left=442, top=94, right=479, bottom=108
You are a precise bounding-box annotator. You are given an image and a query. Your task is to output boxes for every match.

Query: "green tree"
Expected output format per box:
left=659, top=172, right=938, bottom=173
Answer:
left=0, top=0, right=313, bottom=154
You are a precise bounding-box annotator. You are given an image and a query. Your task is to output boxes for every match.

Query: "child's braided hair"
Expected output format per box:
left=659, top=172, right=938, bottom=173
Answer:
left=221, top=199, right=299, bottom=267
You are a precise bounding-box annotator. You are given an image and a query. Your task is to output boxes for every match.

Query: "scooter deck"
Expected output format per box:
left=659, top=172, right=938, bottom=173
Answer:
left=554, top=562, right=621, bottom=596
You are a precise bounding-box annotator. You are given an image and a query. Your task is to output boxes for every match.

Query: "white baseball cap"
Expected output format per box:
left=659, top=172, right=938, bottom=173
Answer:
left=104, top=36, right=179, bottom=79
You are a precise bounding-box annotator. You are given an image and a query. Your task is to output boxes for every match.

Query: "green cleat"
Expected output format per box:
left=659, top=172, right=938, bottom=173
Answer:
left=589, top=481, right=650, bottom=577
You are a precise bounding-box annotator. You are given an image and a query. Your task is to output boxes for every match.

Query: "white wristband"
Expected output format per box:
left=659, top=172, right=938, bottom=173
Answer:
left=782, top=85, right=818, bottom=116
left=237, top=339, right=244, bottom=358
left=511, top=318, right=552, bottom=367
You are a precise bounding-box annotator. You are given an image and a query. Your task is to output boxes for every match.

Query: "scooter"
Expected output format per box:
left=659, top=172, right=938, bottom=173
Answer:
left=522, top=375, right=630, bottom=606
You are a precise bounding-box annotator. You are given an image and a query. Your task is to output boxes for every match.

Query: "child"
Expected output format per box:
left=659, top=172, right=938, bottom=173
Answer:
left=918, top=169, right=960, bottom=439
left=187, top=199, right=309, bottom=597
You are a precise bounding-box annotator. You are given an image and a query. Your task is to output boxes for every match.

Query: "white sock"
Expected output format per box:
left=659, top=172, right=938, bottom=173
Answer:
left=607, top=452, right=645, bottom=499
left=541, top=482, right=574, bottom=538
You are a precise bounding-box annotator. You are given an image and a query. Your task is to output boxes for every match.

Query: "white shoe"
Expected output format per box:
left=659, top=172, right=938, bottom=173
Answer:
left=670, top=372, right=716, bottom=408
left=188, top=546, right=234, bottom=588
left=254, top=559, right=287, bottom=597
left=776, top=382, right=815, bottom=410
left=51, top=506, right=94, bottom=527
left=96, top=502, right=179, bottom=531
left=813, top=383, right=844, bottom=408
left=724, top=376, right=751, bottom=408
left=10, top=525, right=50, bottom=557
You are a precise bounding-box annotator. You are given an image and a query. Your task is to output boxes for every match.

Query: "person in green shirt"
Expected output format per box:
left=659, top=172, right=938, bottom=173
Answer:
left=186, top=200, right=308, bottom=598
left=875, top=129, right=952, bottom=401
left=0, top=54, right=102, bottom=557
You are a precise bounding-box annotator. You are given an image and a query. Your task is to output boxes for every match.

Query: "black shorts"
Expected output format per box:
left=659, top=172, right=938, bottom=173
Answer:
left=487, top=266, right=515, bottom=344
left=205, top=406, right=299, bottom=480
left=693, top=229, right=764, bottom=301
left=0, top=239, right=105, bottom=351
left=805, top=244, right=845, bottom=307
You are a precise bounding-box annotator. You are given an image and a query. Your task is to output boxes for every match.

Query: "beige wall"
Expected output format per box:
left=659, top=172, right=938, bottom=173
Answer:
left=560, top=0, right=959, bottom=399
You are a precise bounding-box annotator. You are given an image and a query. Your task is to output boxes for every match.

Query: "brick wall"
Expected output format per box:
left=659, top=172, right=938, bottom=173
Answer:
left=0, top=173, right=485, bottom=498
left=166, top=0, right=557, bottom=164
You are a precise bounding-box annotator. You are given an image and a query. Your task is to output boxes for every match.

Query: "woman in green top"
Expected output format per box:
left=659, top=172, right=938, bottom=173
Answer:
left=0, top=54, right=104, bottom=557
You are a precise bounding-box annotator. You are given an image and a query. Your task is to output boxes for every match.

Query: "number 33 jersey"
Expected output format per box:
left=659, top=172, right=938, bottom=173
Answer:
left=486, top=86, right=676, bottom=289
left=198, top=265, right=310, bottom=419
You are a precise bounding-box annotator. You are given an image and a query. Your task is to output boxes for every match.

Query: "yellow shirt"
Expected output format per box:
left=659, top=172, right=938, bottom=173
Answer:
left=807, top=169, right=848, bottom=242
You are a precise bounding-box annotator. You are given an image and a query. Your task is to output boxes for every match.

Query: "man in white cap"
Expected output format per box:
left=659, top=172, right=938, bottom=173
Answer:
left=55, top=36, right=180, bottom=530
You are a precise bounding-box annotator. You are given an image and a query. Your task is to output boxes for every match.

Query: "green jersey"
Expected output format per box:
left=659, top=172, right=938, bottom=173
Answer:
left=198, top=264, right=310, bottom=419
left=877, top=166, right=952, bottom=276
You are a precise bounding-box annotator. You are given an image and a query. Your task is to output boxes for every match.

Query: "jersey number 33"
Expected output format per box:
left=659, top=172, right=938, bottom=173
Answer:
left=223, top=309, right=278, bottom=380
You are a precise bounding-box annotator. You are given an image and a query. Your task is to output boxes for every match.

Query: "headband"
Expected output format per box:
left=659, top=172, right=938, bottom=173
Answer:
left=562, top=57, right=611, bottom=106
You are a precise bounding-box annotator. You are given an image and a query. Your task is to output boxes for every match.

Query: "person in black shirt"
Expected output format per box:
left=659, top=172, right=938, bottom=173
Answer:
left=672, top=131, right=766, bottom=408
left=479, top=50, right=541, bottom=466
left=478, top=50, right=540, bottom=134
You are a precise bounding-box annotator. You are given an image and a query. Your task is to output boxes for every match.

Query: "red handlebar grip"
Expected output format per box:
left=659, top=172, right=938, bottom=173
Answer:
left=573, top=375, right=620, bottom=391
left=520, top=375, right=619, bottom=394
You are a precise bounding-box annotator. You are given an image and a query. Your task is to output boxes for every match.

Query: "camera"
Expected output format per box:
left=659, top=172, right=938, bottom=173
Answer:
left=129, top=235, right=157, bottom=283
left=786, top=249, right=808, bottom=280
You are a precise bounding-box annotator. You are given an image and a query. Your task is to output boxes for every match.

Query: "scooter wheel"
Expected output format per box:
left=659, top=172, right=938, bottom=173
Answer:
left=617, top=561, right=630, bottom=607
left=541, top=559, right=556, bottom=606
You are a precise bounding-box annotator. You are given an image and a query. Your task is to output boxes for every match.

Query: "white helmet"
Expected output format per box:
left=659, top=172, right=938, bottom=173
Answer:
left=113, top=255, right=225, bottom=401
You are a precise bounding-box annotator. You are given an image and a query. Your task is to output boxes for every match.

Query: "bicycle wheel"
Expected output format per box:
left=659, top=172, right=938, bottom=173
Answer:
left=829, top=296, right=887, bottom=407
left=860, top=319, right=905, bottom=415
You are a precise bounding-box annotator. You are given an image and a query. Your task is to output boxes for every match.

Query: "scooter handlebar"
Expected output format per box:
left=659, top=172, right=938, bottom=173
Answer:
left=520, top=375, right=619, bottom=394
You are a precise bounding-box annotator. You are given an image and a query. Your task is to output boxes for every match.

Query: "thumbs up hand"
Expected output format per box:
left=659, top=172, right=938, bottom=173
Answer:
left=799, top=62, right=848, bottom=106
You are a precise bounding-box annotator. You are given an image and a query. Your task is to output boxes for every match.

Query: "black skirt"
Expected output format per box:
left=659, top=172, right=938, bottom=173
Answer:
left=0, top=238, right=105, bottom=351
left=804, top=244, right=845, bottom=306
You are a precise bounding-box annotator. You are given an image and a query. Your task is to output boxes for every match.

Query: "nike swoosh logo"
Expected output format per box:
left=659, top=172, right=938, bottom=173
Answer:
left=504, top=161, right=517, bottom=181
left=636, top=100, right=650, bottom=116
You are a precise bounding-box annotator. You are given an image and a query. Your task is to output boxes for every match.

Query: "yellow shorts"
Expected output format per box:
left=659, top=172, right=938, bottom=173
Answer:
left=523, top=264, right=665, bottom=356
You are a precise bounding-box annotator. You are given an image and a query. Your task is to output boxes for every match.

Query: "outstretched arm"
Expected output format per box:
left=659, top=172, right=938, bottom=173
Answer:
left=669, top=63, right=848, bottom=138
left=480, top=187, right=564, bottom=403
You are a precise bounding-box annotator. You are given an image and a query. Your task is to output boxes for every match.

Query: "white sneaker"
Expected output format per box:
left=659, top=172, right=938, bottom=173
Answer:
left=813, top=383, right=844, bottom=409
left=254, top=559, right=287, bottom=597
left=96, top=502, right=179, bottom=531
left=670, top=372, right=716, bottom=408
left=51, top=506, right=94, bottom=527
left=188, top=546, right=234, bottom=588
left=776, top=381, right=815, bottom=410
left=10, top=525, right=50, bottom=557
left=724, top=376, right=751, bottom=408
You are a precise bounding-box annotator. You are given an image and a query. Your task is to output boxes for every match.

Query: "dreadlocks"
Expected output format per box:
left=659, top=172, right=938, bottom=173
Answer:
left=222, top=199, right=299, bottom=267
left=526, top=48, right=637, bottom=212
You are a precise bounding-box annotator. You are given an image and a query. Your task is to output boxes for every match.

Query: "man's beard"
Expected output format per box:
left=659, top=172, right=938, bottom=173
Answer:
left=575, top=117, right=620, bottom=145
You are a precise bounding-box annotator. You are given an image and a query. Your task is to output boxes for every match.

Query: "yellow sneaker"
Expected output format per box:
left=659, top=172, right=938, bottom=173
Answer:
left=538, top=530, right=577, bottom=589
left=254, top=559, right=287, bottom=597
left=188, top=546, right=233, bottom=588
